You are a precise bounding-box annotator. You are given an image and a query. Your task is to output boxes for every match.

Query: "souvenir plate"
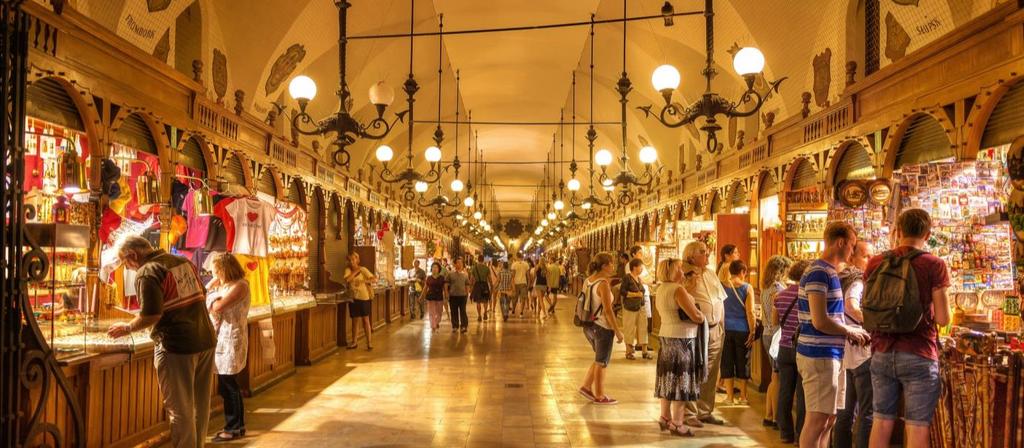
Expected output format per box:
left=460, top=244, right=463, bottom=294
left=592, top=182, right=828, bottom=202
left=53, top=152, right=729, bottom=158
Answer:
left=837, top=181, right=868, bottom=208
left=868, top=180, right=892, bottom=206
left=1008, top=138, right=1024, bottom=190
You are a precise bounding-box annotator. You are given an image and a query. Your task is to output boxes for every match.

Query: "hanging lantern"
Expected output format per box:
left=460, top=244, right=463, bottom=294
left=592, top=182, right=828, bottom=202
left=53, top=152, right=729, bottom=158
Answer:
left=135, top=168, right=160, bottom=206
left=194, top=184, right=214, bottom=216
left=58, top=148, right=87, bottom=194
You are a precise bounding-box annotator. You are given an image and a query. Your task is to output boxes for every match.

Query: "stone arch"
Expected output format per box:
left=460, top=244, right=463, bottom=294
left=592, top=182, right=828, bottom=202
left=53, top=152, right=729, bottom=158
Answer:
left=965, top=74, right=1024, bottom=158
left=881, top=110, right=956, bottom=176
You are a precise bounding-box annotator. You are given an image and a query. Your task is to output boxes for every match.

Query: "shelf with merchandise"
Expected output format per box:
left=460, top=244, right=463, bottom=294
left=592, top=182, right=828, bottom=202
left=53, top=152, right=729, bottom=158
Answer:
left=25, top=222, right=94, bottom=361
left=896, top=154, right=1014, bottom=295
left=268, top=201, right=310, bottom=294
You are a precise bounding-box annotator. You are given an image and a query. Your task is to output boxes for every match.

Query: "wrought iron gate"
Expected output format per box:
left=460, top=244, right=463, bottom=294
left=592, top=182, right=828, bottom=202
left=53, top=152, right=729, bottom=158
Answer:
left=1, top=0, right=84, bottom=446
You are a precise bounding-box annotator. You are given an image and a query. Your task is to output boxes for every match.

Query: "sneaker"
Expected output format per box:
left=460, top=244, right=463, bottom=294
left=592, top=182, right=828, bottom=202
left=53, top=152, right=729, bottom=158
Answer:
left=592, top=396, right=618, bottom=405
left=578, top=387, right=596, bottom=401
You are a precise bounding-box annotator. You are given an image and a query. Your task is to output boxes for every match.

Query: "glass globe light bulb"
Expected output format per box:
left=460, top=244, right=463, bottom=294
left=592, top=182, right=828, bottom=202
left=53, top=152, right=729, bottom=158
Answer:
left=595, top=148, right=614, bottom=166
left=424, top=146, right=442, bottom=162
left=567, top=178, right=581, bottom=191
left=464, top=196, right=475, bottom=207
left=582, top=201, right=592, bottom=210
left=450, top=178, right=464, bottom=192
left=651, top=64, right=681, bottom=91
left=553, top=200, right=565, bottom=210
left=367, top=81, right=395, bottom=106
left=473, top=211, right=482, bottom=220
left=602, top=178, right=614, bottom=187
left=638, top=145, right=658, bottom=164
left=288, top=75, right=317, bottom=101
left=375, top=145, right=394, bottom=162
left=414, top=181, right=428, bottom=193
left=542, top=219, right=549, bottom=226
left=547, top=212, right=556, bottom=220
left=455, top=213, right=463, bottom=220
left=535, top=228, right=542, bottom=235
left=733, top=47, right=766, bottom=75
left=480, top=219, right=488, bottom=227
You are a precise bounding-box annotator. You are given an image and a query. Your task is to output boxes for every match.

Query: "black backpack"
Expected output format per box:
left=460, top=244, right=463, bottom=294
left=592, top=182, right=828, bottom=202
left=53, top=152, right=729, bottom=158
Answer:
left=862, top=249, right=926, bottom=333
left=574, top=280, right=604, bottom=328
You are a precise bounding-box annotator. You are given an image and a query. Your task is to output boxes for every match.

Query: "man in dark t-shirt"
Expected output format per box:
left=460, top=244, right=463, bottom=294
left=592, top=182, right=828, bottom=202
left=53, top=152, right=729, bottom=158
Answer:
left=108, top=236, right=216, bottom=448
left=863, top=209, right=950, bottom=448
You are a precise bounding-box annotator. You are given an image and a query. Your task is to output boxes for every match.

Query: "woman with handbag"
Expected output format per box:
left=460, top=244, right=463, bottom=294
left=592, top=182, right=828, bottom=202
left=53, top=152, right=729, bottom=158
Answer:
left=773, top=260, right=810, bottom=444
left=345, top=252, right=377, bottom=350
left=759, top=255, right=793, bottom=427
left=470, top=254, right=494, bottom=322
left=654, top=257, right=706, bottom=437
left=620, top=258, right=651, bottom=360
left=721, top=259, right=756, bottom=406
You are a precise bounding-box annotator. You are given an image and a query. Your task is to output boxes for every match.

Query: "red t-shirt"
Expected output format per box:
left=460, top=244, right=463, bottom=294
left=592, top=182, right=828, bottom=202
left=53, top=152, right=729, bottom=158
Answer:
left=863, top=246, right=950, bottom=361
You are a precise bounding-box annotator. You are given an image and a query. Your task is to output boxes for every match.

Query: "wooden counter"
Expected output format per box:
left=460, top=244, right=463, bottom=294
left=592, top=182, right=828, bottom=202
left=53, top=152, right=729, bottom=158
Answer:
left=296, top=303, right=338, bottom=365
left=239, top=310, right=298, bottom=397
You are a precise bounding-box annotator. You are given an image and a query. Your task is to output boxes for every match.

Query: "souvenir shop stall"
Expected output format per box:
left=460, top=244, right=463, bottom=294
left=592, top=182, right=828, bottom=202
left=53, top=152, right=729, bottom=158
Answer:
left=879, top=107, right=1023, bottom=446
left=675, top=198, right=717, bottom=268
left=829, top=141, right=892, bottom=253
left=756, top=171, right=785, bottom=281
left=783, top=157, right=828, bottom=261
left=343, top=196, right=406, bottom=343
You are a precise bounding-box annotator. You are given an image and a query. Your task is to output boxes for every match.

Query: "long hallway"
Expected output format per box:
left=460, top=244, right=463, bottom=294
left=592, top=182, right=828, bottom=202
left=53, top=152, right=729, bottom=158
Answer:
left=212, top=298, right=789, bottom=447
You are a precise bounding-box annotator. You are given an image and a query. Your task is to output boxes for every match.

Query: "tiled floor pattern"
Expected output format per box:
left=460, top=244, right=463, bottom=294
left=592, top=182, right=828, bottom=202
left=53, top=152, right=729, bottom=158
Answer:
left=209, top=299, right=792, bottom=447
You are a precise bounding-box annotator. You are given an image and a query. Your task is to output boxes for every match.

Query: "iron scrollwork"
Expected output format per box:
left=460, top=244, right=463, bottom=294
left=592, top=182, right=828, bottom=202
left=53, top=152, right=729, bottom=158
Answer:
left=2, top=1, right=85, bottom=446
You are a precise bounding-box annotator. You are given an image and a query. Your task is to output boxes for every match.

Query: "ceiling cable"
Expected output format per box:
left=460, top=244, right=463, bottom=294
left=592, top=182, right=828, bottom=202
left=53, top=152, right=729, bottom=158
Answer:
left=412, top=119, right=620, bottom=126
left=348, top=10, right=701, bottom=40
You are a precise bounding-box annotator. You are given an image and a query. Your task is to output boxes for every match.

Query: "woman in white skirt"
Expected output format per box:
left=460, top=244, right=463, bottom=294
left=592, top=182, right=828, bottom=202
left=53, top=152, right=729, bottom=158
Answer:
left=654, top=258, right=706, bottom=437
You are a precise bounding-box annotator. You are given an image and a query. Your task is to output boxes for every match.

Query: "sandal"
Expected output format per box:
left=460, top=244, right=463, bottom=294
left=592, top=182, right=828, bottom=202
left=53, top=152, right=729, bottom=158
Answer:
left=592, top=395, right=618, bottom=405
left=625, top=352, right=636, bottom=360
left=212, top=431, right=242, bottom=442
left=658, top=416, right=671, bottom=432
left=346, top=343, right=358, bottom=350
left=666, top=422, right=695, bottom=437
left=642, top=352, right=654, bottom=360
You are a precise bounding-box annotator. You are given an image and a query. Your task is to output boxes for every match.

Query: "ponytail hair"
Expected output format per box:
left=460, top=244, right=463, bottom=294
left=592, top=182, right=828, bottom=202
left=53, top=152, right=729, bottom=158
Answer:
left=588, top=251, right=614, bottom=275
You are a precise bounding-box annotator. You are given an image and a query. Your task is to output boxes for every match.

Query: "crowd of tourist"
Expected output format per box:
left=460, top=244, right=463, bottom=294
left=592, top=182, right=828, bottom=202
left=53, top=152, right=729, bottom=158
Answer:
left=571, top=207, right=950, bottom=447
left=101, top=207, right=948, bottom=447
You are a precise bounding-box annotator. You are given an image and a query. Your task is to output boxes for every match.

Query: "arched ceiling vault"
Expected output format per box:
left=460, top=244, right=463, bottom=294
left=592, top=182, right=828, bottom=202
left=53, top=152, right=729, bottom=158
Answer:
left=68, top=0, right=1003, bottom=219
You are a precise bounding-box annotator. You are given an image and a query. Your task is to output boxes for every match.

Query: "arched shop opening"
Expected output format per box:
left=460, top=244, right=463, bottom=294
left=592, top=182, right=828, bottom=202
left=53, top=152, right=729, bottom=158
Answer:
left=888, top=109, right=1014, bottom=326
left=757, top=170, right=784, bottom=282
left=676, top=196, right=715, bottom=269
left=173, top=135, right=216, bottom=273
left=220, top=152, right=248, bottom=192
left=323, top=194, right=347, bottom=288
left=828, top=140, right=890, bottom=253
left=783, top=157, right=826, bottom=261
left=307, top=187, right=324, bottom=292
left=256, top=166, right=279, bottom=203
left=716, top=182, right=751, bottom=284
left=24, top=77, right=96, bottom=356
left=96, top=111, right=164, bottom=317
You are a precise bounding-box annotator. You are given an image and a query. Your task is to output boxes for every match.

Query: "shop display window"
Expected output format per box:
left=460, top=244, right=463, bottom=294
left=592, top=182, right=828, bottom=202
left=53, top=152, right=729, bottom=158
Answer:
left=266, top=199, right=316, bottom=313
left=676, top=220, right=716, bottom=267
left=784, top=187, right=828, bottom=261
left=894, top=149, right=1014, bottom=328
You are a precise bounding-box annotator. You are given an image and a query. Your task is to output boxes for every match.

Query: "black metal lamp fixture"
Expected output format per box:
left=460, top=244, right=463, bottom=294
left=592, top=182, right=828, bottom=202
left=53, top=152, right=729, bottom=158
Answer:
left=594, top=0, right=663, bottom=206
left=375, top=9, right=446, bottom=201
left=288, top=0, right=404, bottom=168
left=576, top=16, right=614, bottom=214
left=639, top=0, right=786, bottom=155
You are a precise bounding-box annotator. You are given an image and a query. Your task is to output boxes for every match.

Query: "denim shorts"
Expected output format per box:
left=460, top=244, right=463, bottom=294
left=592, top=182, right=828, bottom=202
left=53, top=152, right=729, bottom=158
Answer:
left=870, top=351, right=940, bottom=426
left=584, top=325, right=614, bottom=367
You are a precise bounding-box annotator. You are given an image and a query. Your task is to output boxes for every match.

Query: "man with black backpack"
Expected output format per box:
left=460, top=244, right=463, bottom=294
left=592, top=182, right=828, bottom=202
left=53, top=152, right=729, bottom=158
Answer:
left=862, top=209, right=950, bottom=448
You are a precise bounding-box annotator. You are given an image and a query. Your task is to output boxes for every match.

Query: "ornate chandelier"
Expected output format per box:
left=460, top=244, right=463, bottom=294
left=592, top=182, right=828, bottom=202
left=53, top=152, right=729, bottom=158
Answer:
left=595, top=2, right=662, bottom=206
left=288, top=1, right=403, bottom=168
left=639, top=0, right=786, bottom=155
left=375, top=9, right=447, bottom=200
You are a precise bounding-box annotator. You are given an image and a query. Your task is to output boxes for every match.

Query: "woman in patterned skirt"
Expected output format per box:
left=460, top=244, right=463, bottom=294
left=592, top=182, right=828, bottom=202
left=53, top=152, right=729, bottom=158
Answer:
left=654, top=257, right=707, bottom=437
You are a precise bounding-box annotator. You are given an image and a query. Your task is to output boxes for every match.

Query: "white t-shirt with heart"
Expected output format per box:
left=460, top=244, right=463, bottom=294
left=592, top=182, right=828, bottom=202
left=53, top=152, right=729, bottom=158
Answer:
left=225, top=198, right=275, bottom=257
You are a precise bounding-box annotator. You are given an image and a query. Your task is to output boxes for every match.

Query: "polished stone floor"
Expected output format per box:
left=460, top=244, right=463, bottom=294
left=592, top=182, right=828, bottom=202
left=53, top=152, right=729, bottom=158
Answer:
left=208, top=298, right=791, bottom=447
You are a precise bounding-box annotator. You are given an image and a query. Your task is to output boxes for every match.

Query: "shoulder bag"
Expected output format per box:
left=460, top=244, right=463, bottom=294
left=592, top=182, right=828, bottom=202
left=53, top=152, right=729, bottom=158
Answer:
left=768, top=296, right=799, bottom=359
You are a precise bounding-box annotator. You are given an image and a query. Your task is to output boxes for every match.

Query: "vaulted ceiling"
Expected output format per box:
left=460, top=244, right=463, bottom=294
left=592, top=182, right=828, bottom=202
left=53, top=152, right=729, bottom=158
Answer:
left=68, top=0, right=1002, bottom=222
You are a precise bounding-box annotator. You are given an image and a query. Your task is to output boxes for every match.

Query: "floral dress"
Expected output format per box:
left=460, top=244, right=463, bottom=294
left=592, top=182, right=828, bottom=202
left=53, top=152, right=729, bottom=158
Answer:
left=207, top=279, right=251, bottom=375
